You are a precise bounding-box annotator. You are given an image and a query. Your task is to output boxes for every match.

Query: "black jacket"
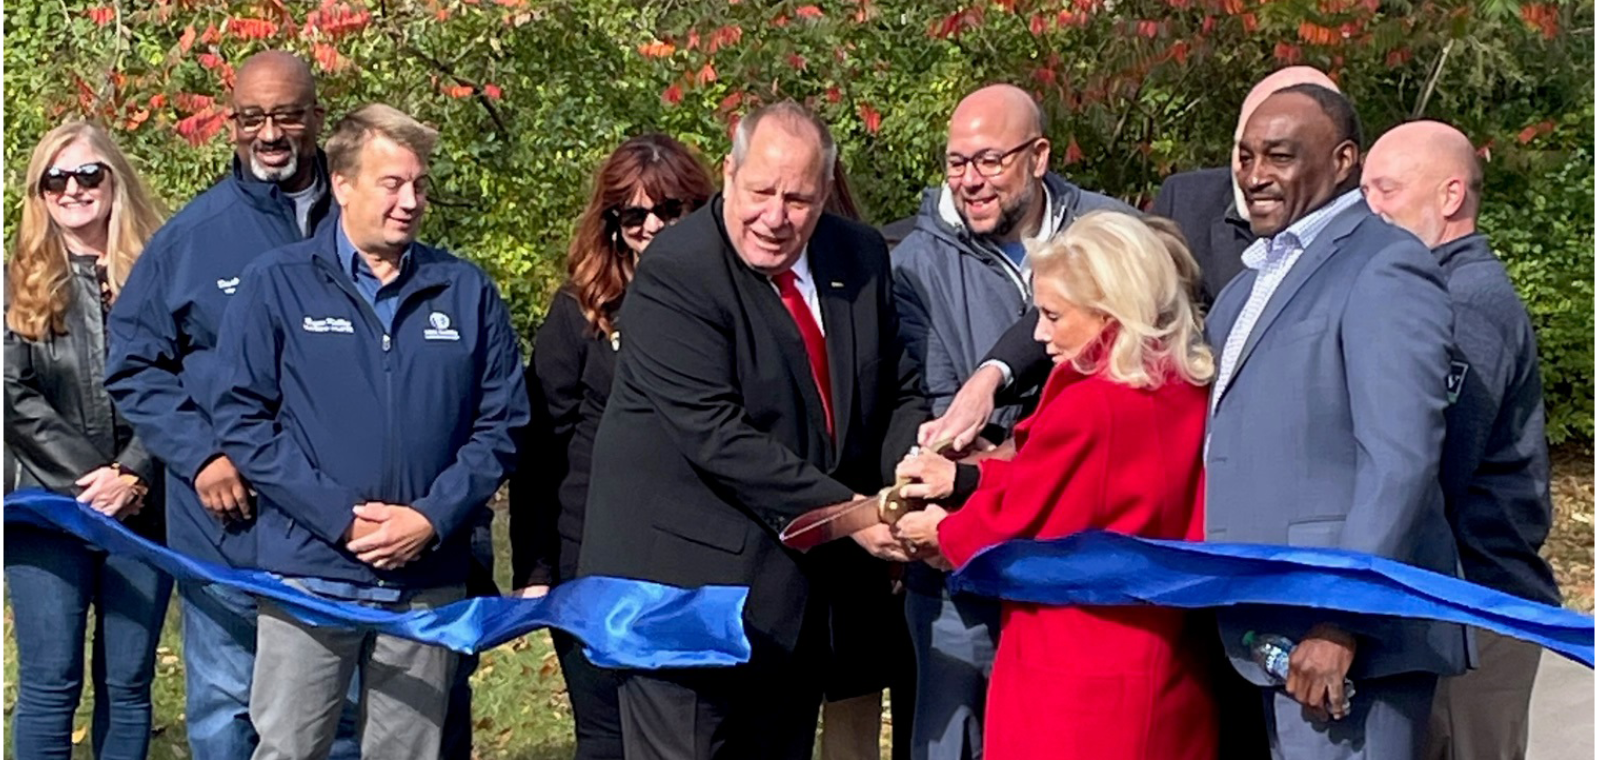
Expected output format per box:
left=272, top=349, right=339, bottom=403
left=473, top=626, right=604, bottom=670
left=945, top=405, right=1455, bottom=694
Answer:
left=1151, top=166, right=1256, bottom=306
left=6, top=256, right=164, bottom=540
left=578, top=196, right=928, bottom=653
left=510, top=288, right=619, bottom=587
left=984, top=166, right=1257, bottom=402
left=1436, top=233, right=1560, bottom=605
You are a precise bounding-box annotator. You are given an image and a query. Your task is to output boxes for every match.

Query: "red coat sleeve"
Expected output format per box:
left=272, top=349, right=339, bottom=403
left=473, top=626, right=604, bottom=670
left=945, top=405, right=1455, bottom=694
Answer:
left=938, top=384, right=1108, bottom=568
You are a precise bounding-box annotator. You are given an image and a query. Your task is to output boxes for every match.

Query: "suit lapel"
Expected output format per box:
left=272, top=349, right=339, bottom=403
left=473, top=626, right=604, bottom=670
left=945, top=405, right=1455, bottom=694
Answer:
left=808, top=233, right=857, bottom=457
left=733, top=236, right=839, bottom=461
left=1222, top=203, right=1368, bottom=399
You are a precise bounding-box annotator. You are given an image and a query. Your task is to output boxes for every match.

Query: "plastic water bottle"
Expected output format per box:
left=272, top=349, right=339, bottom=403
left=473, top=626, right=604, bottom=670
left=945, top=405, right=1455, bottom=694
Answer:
left=1243, top=631, right=1356, bottom=710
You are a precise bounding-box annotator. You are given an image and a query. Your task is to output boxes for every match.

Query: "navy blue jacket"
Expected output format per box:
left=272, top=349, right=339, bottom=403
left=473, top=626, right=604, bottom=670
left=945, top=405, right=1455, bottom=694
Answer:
left=1437, top=233, right=1560, bottom=605
left=210, top=221, right=529, bottom=588
left=106, top=156, right=333, bottom=566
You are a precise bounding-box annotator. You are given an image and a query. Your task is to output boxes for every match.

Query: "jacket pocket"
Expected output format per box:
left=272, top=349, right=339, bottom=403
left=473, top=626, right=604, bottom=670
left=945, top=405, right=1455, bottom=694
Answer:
left=652, top=511, right=749, bottom=555
left=1286, top=518, right=1344, bottom=548
left=1270, top=316, right=1327, bottom=347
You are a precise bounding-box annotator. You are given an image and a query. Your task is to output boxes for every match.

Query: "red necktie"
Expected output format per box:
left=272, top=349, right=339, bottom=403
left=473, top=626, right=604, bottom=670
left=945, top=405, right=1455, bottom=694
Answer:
left=772, top=270, right=834, bottom=436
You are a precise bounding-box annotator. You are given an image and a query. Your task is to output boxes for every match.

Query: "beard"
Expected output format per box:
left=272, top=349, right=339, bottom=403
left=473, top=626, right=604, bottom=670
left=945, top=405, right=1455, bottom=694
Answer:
left=248, top=142, right=300, bottom=183
left=958, top=181, right=1037, bottom=241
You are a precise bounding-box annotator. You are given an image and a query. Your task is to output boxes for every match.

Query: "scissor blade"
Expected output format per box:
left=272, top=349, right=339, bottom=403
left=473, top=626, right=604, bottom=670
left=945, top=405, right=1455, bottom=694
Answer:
left=779, top=495, right=880, bottom=551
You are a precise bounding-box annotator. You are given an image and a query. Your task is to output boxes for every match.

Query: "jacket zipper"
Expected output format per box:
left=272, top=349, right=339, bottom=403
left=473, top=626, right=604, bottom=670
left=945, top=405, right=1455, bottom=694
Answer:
left=313, top=257, right=397, bottom=585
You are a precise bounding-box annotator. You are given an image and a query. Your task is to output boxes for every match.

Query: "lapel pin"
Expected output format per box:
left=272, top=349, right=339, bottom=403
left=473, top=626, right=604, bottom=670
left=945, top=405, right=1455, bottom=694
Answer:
left=829, top=280, right=844, bottom=288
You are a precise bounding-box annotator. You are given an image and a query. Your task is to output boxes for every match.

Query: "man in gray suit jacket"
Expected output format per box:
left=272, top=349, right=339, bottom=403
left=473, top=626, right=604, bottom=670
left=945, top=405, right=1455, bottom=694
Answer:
left=1205, top=84, right=1469, bottom=758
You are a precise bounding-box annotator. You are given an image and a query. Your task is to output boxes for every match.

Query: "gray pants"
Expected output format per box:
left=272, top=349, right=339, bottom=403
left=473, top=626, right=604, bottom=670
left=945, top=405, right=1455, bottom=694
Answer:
left=250, top=583, right=466, bottom=760
left=904, top=588, right=1000, bottom=760
left=1265, top=671, right=1438, bottom=760
left=1426, top=630, right=1541, bottom=760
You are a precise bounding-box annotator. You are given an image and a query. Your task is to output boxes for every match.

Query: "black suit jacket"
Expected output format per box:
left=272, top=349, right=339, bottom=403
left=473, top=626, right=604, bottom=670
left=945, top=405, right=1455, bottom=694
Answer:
left=578, top=196, right=927, bottom=653
left=984, top=166, right=1258, bottom=402
left=1150, top=166, right=1255, bottom=304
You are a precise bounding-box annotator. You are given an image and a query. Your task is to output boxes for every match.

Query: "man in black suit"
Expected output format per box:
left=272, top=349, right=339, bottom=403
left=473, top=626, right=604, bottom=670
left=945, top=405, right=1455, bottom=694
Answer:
left=919, top=66, right=1340, bottom=451
left=578, top=101, right=927, bottom=760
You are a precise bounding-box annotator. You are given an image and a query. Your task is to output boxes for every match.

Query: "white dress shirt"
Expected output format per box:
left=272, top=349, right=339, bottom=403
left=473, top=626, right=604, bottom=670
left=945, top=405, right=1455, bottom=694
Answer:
left=772, top=249, right=825, bottom=336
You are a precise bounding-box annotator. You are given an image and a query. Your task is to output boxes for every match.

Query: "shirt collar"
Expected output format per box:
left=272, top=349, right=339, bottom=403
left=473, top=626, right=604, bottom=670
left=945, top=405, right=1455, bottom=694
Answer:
left=1240, top=189, right=1363, bottom=271
left=336, top=224, right=410, bottom=283
left=785, top=246, right=814, bottom=288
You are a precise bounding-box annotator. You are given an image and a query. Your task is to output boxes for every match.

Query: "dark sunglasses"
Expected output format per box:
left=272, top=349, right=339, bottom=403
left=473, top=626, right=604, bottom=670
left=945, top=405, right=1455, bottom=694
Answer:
left=609, top=199, right=687, bottom=229
left=39, top=162, right=110, bottom=195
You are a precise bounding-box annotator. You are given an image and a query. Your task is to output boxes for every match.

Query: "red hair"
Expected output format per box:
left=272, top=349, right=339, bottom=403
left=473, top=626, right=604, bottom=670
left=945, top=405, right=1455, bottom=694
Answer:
left=568, top=134, right=714, bottom=336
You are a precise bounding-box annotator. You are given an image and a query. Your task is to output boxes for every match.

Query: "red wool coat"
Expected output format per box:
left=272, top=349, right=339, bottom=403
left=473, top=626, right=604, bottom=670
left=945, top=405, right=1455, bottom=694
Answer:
left=938, top=360, right=1218, bottom=760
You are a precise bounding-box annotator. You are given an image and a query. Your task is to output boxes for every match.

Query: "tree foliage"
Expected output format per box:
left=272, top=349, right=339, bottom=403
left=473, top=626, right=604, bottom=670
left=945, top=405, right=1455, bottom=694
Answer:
left=4, top=0, right=1591, bottom=440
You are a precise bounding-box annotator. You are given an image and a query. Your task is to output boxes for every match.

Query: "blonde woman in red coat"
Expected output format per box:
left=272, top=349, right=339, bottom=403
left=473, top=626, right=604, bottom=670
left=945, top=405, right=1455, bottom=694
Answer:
left=893, top=211, right=1219, bottom=760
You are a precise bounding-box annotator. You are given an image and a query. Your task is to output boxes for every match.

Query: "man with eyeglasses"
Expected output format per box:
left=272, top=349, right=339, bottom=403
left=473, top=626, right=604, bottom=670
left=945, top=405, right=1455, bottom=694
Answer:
left=888, top=83, right=1130, bottom=760
left=106, top=50, right=363, bottom=760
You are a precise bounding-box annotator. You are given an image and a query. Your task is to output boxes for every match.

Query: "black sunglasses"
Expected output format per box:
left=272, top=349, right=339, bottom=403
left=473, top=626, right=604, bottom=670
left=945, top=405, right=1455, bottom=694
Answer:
left=609, top=199, right=688, bottom=229
left=39, top=162, right=110, bottom=195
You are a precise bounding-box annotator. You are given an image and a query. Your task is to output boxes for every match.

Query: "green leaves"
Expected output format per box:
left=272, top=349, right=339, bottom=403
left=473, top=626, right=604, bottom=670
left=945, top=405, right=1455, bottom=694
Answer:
left=3, top=0, right=1591, bottom=441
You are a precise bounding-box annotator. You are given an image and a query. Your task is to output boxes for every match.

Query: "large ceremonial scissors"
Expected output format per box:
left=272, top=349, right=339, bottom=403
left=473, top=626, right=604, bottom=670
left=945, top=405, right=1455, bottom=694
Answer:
left=779, top=439, right=954, bottom=551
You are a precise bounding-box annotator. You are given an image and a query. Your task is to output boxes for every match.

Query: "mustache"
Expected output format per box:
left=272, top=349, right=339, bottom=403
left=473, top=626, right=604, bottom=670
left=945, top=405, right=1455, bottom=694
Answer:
left=251, top=138, right=293, bottom=152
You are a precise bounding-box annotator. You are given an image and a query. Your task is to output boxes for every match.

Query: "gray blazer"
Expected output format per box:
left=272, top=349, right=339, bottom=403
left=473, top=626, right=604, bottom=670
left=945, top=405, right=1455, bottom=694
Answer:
left=1204, top=201, right=1470, bottom=684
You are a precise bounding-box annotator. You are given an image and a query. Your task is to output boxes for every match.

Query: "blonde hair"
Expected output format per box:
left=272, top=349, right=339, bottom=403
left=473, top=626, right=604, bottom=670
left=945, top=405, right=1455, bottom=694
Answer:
left=1029, top=211, right=1214, bottom=388
left=6, top=122, right=167, bottom=340
left=325, top=103, right=439, bottom=178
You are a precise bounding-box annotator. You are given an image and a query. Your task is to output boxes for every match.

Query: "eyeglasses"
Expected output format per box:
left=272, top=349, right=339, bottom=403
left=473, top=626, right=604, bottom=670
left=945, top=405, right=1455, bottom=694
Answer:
left=944, top=137, right=1043, bottom=179
left=231, top=107, right=315, bottom=134
left=609, top=199, right=688, bottom=228
left=39, top=162, right=110, bottom=195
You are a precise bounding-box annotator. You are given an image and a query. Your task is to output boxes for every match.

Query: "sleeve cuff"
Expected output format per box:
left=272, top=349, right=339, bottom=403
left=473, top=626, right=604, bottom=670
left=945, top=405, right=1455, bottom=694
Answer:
left=978, top=359, right=1014, bottom=389
left=948, top=463, right=981, bottom=509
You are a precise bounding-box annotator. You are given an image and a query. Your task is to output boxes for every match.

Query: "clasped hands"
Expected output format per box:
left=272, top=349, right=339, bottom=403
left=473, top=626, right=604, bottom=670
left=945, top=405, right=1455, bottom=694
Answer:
left=345, top=502, right=436, bottom=572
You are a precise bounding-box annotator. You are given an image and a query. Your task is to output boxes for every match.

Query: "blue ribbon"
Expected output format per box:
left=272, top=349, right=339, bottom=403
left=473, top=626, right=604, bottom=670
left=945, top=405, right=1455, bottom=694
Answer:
left=3, top=490, right=750, bottom=668
left=948, top=531, right=1594, bottom=668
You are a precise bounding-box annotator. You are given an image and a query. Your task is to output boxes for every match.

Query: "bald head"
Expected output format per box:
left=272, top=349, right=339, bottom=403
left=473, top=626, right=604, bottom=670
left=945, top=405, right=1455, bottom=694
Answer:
left=944, top=84, right=1051, bottom=242
left=1362, top=120, right=1481, bottom=247
left=1236, top=67, right=1340, bottom=141
left=951, top=84, right=1046, bottom=139
left=235, top=51, right=315, bottom=103
left=230, top=51, right=323, bottom=190
left=1231, top=67, right=1340, bottom=220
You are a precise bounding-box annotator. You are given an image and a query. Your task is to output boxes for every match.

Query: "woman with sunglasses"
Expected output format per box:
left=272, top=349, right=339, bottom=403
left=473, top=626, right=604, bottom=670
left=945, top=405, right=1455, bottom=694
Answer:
left=510, top=132, right=714, bottom=760
left=4, top=121, right=171, bottom=759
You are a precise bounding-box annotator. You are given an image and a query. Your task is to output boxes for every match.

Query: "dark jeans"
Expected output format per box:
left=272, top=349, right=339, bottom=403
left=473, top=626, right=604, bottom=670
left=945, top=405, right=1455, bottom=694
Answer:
left=5, top=524, right=174, bottom=760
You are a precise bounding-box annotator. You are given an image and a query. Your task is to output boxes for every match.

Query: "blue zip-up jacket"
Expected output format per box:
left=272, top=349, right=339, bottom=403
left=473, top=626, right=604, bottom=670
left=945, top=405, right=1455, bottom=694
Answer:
left=210, top=221, right=529, bottom=588
left=106, top=155, right=333, bottom=566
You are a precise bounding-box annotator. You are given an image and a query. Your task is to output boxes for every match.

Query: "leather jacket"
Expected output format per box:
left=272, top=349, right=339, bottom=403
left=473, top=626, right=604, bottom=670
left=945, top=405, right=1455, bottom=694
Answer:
left=5, top=254, right=164, bottom=540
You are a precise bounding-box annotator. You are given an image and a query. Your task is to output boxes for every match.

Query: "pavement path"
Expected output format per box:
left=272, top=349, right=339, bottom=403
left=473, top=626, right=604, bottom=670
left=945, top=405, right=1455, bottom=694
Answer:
left=1529, top=649, right=1594, bottom=759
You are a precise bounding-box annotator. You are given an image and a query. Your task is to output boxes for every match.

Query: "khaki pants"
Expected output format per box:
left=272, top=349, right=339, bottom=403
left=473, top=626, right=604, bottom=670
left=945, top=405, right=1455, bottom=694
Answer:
left=1427, top=629, right=1542, bottom=760
left=820, top=692, right=883, bottom=760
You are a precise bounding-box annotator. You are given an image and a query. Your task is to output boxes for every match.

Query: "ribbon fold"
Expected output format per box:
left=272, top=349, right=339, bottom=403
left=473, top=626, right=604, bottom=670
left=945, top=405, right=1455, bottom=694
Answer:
left=3, top=490, right=751, bottom=668
left=949, top=530, right=1594, bottom=668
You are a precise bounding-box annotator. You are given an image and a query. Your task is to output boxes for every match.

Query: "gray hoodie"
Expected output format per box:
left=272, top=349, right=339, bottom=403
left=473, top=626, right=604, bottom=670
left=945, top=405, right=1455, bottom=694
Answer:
left=890, top=172, right=1132, bottom=435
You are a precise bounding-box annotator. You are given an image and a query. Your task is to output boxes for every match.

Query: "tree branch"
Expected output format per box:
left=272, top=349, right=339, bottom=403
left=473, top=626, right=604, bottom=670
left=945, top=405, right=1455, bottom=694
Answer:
left=404, top=41, right=511, bottom=139
left=1411, top=38, right=1455, bottom=119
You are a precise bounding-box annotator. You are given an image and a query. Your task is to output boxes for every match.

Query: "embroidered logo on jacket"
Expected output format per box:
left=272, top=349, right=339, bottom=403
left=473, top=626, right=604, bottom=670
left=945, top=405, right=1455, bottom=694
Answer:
left=302, top=316, right=355, bottom=334
left=216, top=276, right=240, bottom=295
left=424, top=311, right=460, bottom=341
